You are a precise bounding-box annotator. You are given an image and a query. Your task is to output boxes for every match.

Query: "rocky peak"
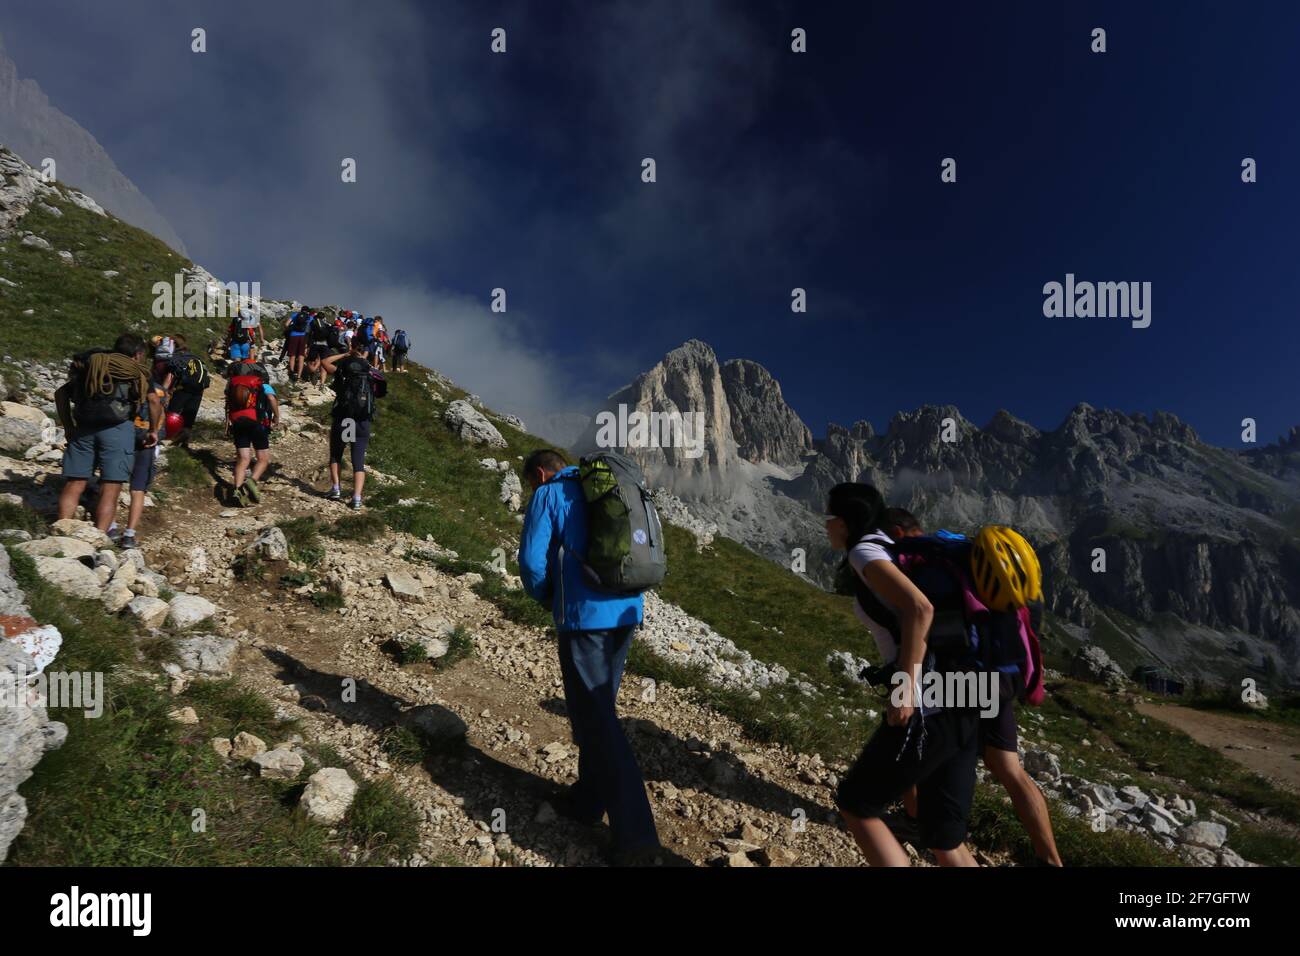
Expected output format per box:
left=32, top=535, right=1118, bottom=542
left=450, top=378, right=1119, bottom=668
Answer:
left=719, top=358, right=813, bottom=467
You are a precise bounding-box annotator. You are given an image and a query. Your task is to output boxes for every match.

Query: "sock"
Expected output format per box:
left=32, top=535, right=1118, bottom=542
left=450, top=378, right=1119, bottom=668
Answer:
left=330, top=485, right=340, bottom=494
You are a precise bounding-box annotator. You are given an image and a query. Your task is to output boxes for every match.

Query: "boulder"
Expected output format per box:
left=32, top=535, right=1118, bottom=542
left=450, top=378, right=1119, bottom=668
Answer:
left=1067, top=644, right=1129, bottom=689
left=0, top=417, right=44, bottom=456
left=251, top=748, right=304, bottom=780
left=444, top=400, right=507, bottom=448
left=49, top=519, right=113, bottom=549
left=101, top=581, right=134, bottom=613
left=0, top=638, right=67, bottom=861
left=15, top=536, right=96, bottom=563
left=499, top=471, right=522, bottom=512
left=300, top=768, right=358, bottom=824
left=126, top=595, right=170, bottom=628
left=173, top=634, right=238, bottom=676
left=167, top=594, right=217, bottom=629
left=19, top=234, right=52, bottom=251
left=230, top=732, right=267, bottom=760
left=403, top=705, right=468, bottom=748
left=0, top=402, right=50, bottom=426
left=384, top=570, right=424, bottom=602
left=33, top=556, right=102, bottom=600
left=1177, top=821, right=1228, bottom=850
left=1022, top=749, right=1061, bottom=783
left=247, top=527, right=289, bottom=561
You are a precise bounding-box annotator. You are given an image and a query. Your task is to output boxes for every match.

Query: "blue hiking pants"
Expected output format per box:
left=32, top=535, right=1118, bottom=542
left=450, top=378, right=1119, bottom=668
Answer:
left=556, top=625, right=659, bottom=851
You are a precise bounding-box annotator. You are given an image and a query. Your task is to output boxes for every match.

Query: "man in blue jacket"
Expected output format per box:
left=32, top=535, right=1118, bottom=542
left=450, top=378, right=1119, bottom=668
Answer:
left=518, top=448, right=662, bottom=864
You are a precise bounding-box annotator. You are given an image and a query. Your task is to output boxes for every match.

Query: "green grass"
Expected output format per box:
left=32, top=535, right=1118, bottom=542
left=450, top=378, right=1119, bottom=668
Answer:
left=4, top=548, right=338, bottom=865
left=276, top=517, right=326, bottom=567
left=0, top=500, right=48, bottom=536
left=0, top=191, right=233, bottom=360
left=1184, top=688, right=1300, bottom=729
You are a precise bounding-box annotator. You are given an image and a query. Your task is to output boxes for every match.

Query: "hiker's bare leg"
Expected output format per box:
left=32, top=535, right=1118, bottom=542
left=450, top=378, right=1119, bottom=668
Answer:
left=251, top=449, right=271, bottom=482
left=932, top=843, right=979, bottom=867
left=59, top=478, right=88, bottom=521
left=903, top=786, right=919, bottom=819
left=234, top=448, right=252, bottom=488
left=352, top=469, right=366, bottom=500
left=126, top=490, right=146, bottom=533
left=841, top=811, right=910, bottom=866
left=94, top=481, right=122, bottom=531
left=329, top=462, right=341, bottom=488
left=985, top=746, right=1062, bottom=866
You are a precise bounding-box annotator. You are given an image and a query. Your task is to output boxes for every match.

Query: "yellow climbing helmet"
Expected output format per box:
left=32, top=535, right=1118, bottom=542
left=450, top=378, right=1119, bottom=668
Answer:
left=970, top=525, right=1043, bottom=611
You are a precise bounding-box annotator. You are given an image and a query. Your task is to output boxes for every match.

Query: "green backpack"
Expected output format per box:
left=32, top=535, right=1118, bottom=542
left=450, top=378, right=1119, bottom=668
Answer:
left=571, top=452, right=667, bottom=594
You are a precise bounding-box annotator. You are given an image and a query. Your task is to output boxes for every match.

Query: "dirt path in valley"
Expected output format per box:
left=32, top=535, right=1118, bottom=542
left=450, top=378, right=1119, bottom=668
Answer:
left=1136, top=700, right=1300, bottom=792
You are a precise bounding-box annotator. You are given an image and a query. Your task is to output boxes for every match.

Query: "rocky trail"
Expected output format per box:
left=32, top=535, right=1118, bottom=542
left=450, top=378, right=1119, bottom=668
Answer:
left=117, top=372, right=881, bottom=868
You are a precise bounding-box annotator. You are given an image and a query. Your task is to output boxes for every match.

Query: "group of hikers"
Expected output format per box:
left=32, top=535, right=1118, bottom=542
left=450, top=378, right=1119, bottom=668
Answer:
left=51, top=315, right=1062, bottom=867
left=517, top=452, right=1063, bottom=867
left=53, top=302, right=406, bottom=545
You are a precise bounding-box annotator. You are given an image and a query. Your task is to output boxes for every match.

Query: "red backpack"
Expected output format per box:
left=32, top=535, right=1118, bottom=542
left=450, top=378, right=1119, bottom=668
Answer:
left=226, top=361, right=270, bottom=425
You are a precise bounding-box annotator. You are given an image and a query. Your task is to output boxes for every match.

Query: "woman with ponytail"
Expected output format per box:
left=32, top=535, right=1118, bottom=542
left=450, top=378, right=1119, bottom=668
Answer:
left=825, top=483, right=980, bottom=867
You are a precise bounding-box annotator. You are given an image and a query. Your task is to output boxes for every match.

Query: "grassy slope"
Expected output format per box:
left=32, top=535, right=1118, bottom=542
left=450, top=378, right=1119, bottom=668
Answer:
left=0, top=192, right=240, bottom=360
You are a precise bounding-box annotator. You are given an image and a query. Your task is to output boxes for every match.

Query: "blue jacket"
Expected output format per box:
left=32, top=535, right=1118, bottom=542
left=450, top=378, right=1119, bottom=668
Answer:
left=519, top=465, right=643, bottom=632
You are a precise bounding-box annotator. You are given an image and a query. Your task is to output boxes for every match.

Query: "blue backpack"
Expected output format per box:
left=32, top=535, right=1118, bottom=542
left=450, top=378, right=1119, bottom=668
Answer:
left=393, top=330, right=410, bottom=350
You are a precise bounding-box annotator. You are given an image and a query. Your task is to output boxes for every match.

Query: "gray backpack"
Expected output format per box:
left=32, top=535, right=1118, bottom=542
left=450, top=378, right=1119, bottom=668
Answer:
left=571, top=452, right=667, bottom=593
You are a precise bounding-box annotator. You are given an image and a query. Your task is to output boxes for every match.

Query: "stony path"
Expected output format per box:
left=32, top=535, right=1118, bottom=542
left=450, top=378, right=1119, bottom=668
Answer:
left=135, top=375, right=882, bottom=867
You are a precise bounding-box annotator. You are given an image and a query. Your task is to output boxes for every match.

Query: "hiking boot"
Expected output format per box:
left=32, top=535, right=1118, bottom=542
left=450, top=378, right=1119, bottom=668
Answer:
left=243, top=476, right=261, bottom=503
left=326, top=487, right=342, bottom=502
left=351, top=497, right=362, bottom=512
left=117, top=531, right=139, bottom=550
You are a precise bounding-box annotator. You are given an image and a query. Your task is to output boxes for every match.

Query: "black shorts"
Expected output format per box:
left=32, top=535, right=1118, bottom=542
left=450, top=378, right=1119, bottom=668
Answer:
left=169, top=390, right=202, bottom=428
left=232, top=419, right=270, bottom=451
left=308, top=342, right=331, bottom=362
left=836, top=707, right=980, bottom=851
left=979, top=698, right=1018, bottom=753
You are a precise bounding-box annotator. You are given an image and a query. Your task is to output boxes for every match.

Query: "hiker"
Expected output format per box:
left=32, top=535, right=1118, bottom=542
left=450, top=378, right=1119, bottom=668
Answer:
left=306, top=310, right=336, bottom=386
left=518, top=449, right=663, bottom=866
left=283, top=306, right=313, bottom=384
left=319, top=336, right=385, bottom=510
left=367, top=316, right=387, bottom=370
left=165, top=334, right=209, bottom=448
left=55, top=334, right=160, bottom=532
left=225, top=356, right=280, bottom=505
left=825, top=483, right=981, bottom=867
left=226, top=309, right=256, bottom=362
left=390, top=329, right=411, bottom=372
left=115, top=360, right=173, bottom=550
left=884, top=508, right=1063, bottom=867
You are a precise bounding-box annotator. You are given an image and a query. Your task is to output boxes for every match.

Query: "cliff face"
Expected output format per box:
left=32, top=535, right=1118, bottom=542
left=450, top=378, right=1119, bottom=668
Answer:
left=596, top=340, right=1300, bottom=682
left=0, top=34, right=187, bottom=254
left=719, top=358, right=812, bottom=468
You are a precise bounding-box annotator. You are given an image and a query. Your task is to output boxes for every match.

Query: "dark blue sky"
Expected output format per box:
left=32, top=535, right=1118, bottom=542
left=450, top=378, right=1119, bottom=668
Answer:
left=2, top=1, right=1296, bottom=445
